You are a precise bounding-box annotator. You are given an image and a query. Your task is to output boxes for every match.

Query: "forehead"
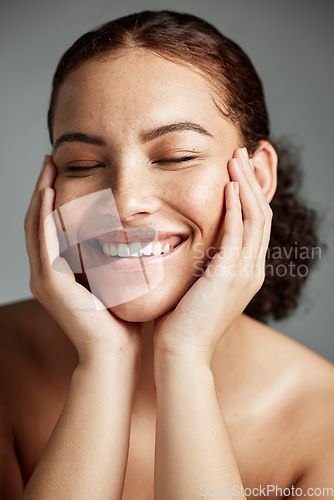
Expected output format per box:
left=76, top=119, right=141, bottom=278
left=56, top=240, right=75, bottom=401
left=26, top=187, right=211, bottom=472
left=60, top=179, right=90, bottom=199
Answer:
left=52, top=52, right=229, bottom=140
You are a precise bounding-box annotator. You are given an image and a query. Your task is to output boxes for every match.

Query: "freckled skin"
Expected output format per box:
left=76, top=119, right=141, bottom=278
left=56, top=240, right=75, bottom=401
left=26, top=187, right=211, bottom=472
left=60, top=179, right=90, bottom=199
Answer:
left=1, top=50, right=333, bottom=500
left=52, top=52, right=241, bottom=321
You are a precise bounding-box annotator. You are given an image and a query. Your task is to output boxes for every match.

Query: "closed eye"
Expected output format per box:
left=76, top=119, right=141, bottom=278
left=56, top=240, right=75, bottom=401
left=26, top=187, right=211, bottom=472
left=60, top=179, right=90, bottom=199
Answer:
left=156, top=156, right=199, bottom=164
left=64, top=156, right=199, bottom=175
left=65, top=165, right=104, bottom=174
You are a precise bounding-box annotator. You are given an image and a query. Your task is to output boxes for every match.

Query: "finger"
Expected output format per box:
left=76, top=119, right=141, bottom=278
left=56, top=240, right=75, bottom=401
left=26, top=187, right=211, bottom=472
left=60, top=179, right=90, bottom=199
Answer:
left=209, top=181, right=243, bottom=275
left=40, top=187, right=110, bottom=314
left=236, top=148, right=273, bottom=261
left=228, top=154, right=265, bottom=258
left=236, top=148, right=271, bottom=212
left=39, top=186, right=73, bottom=277
left=257, top=210, right=272, bottom=268
left=25, top=156, right=57, bottom=275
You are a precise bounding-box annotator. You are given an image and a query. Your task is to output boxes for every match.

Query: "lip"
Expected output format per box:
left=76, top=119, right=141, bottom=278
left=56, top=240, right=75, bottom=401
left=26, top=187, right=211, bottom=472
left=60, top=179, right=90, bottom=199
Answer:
left=93, top=234, right=189, bottom=272
left=95, top=230, right=188, bottom=245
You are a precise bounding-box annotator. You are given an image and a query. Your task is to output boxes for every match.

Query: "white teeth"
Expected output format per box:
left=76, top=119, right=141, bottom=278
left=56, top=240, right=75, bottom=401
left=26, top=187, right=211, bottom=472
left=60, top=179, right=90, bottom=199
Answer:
left=129, top=242, right=142, bottom=257
left=162, top=243, right=170, bottom=254
left=142, top=242, right=153, bottom=256
left=103, top=244, right=111, bottom=257
left=101, top=240, right=175, bottom=257
left=118, top=243, right=130, bottom=257
left=152, top=242, right=162, bottom=256
left=109, top=244, right=118, bottom=257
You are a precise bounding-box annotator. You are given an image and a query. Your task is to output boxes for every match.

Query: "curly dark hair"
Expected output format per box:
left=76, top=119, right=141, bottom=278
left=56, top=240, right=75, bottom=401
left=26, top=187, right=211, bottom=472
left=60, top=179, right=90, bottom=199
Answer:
left=47, top=10, right=323, bottom=321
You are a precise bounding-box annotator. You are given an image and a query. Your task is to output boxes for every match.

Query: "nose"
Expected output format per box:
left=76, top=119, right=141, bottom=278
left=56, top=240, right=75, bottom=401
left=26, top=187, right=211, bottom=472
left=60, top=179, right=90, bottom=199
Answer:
left=98, top=156, right=161, bottom=222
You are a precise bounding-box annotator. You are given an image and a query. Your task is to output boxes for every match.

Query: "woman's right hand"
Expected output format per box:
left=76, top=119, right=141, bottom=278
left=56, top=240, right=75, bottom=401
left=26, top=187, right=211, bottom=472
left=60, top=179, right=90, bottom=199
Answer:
left=24, top=155, right=143, bottom=365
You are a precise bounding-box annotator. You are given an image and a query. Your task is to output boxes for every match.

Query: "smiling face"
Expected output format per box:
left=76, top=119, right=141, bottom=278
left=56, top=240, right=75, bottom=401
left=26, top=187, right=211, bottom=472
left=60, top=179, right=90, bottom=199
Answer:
left=51, top=50, right=242, bottom=321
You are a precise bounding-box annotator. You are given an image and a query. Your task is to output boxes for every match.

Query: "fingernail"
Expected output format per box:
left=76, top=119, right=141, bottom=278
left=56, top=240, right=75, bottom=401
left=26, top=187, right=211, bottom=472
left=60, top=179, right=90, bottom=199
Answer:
left=243, top=147, right=249, bottom=160
left=232, top=182, right=239, bottom=196
left=239, top=148, right=246, bottom=162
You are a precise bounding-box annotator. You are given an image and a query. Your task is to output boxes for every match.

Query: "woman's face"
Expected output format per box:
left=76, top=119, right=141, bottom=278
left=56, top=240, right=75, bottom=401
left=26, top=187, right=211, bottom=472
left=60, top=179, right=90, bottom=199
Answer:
left=51, top=51, right=242, bottom=321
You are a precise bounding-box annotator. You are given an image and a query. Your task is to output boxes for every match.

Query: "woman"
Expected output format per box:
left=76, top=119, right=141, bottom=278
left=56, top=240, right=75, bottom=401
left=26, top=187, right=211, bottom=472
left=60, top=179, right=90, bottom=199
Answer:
left=1, top=10, right=333, bottom=499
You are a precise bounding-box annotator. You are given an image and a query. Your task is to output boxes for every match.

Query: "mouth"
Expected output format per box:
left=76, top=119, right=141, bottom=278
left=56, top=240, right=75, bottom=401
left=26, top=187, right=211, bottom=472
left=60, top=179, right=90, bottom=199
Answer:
left=97, top=234, right=187, bottom=259
left=57, top=230, right=190, bottom=274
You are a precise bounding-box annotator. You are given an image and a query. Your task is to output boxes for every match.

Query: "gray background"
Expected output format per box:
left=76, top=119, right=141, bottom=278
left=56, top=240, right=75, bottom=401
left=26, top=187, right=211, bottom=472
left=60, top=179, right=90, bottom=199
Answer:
left=1, top=0, right=333, bottom=361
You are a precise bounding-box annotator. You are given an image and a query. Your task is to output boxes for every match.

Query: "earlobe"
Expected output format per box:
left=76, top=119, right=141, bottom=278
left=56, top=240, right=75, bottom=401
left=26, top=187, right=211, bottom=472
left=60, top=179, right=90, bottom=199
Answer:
left=250, top=141, right=278, bottom=203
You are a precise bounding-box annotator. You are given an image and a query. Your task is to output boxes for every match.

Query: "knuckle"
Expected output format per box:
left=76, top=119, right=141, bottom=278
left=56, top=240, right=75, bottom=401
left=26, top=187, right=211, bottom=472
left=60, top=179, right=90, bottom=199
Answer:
left=250, top=277, right=263, bottom=296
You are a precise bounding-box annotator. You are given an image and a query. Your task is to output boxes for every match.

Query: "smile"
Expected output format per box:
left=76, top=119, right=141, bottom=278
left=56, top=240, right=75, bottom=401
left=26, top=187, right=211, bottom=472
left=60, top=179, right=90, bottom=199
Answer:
left=100, top=235, right=184, bottom=258
left=89, top=234, right=189, bottom=272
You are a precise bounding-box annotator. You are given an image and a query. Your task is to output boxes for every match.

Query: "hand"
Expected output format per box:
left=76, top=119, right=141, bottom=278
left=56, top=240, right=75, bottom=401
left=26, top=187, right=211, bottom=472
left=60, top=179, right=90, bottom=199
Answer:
left=24, top=156, right=143, bottom=365
left=153, top=147, right=273, bottom=365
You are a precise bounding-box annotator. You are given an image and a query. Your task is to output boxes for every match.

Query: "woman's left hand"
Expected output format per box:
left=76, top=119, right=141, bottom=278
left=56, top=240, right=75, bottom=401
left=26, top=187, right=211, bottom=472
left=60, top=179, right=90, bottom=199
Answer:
left=153, top=147, right=273, bottom=365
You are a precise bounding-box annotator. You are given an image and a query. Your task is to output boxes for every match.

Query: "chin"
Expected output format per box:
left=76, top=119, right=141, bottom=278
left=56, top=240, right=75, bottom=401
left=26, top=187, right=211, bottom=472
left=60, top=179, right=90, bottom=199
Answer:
left=109, top=306, right=160, bottom=323
left=108, top=290, right=178, bottom=322
left=74, top=264, right=198, bottom=322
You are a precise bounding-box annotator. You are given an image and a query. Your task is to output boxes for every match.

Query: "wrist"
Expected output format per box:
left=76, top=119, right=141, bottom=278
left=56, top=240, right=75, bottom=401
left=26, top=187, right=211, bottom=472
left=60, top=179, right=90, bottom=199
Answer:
left=154, top=342, right=212, bottom=370
left=154, top=349, right=213, bottom=386
left=77, top=335, right=142, bottom=369
left=76, top=346, right=141, bottom=387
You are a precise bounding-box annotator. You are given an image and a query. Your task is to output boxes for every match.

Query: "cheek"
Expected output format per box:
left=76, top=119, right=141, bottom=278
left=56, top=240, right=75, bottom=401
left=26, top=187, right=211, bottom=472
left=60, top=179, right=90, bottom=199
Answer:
left=53, top=177, right=99, bottom=210
left=173, top=176, right=226, bottom=234
left=53, top=180, right=100, bottom=243
left=54, top=177, right=75, bottom=209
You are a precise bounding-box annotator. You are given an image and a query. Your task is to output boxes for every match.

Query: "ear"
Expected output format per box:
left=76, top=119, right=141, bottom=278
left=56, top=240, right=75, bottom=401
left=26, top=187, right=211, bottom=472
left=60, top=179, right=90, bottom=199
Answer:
left=250, top=141, right=278, bottom=203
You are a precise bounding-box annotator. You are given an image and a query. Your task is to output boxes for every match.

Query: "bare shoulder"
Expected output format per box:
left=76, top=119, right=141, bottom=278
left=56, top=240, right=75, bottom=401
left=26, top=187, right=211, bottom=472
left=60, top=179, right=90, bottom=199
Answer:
left=239, top=315, right=334, bottom=483
left=239, top=314, right=334, bottom=424
left=0, top=298, right=77, bottom=372
left=215, top=313, right=334, bottom=403
left=212, top=314, right=334, bottom=487
left=0, top=298, right=77, bottom=409
left=243, top=313, right=334, bottom=379
left=0, top=299, right=77, bottom=495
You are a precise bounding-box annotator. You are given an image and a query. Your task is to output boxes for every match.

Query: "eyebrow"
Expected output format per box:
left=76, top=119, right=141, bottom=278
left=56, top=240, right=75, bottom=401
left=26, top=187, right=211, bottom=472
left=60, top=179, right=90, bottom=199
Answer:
left=53, top=121, right=214, bottom=151
left=140, top=121, right=214, bottom=142
left=53, top=132, right=106, bottom=151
